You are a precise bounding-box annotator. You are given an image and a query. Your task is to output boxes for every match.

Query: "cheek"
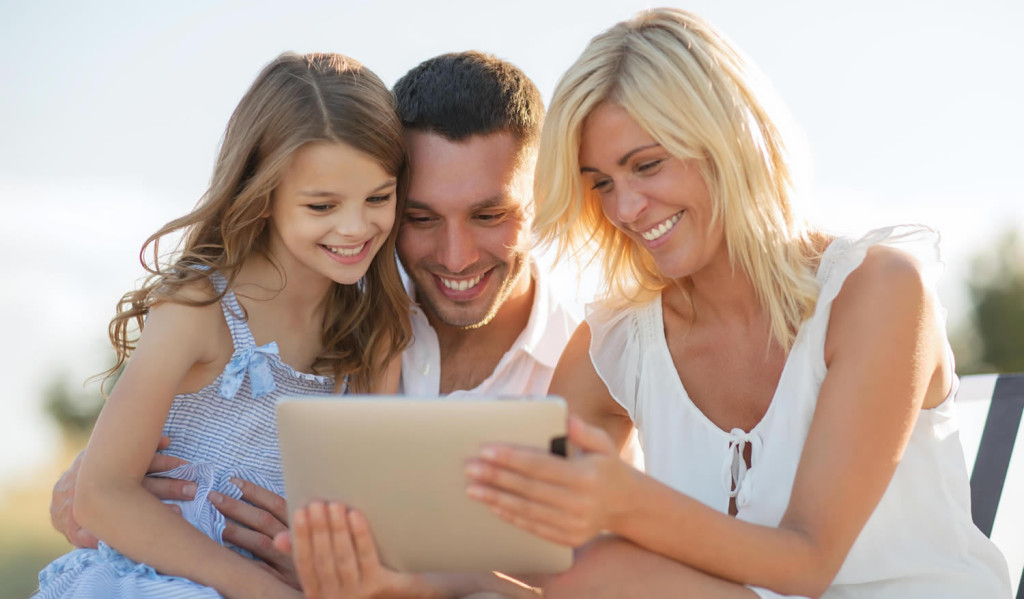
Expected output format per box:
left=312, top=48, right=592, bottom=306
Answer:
left=396, top=227, right=427, bottom=261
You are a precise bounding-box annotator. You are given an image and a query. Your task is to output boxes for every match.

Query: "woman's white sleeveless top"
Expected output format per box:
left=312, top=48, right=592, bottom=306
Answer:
left=587, top=226, right=1011, bottom=598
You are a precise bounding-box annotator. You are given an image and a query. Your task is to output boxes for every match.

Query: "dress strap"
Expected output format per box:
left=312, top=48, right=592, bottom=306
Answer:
left=209, top=272, right=279, bottom=400
left=209, top=273, right=256, bottom=350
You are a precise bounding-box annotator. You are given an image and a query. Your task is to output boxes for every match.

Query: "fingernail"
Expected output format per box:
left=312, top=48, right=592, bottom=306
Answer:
left=481, top=446, right=498, bottom=460
left=183, top=483, right=197, bottom=499
left=465, top=463, right=483, bottom=477
left=208, top=491, right=223, bottom=505
left=169, top=504, right=182, bottom=515
left=229, top=477, right=242, bottom=487
left=466, top=485, right=485, bottom=499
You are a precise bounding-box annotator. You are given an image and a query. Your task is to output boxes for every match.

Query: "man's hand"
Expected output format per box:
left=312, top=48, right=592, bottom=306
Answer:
left=50, top=436, right=191, bottom=548
left=214, top=477, right=298, bottom=588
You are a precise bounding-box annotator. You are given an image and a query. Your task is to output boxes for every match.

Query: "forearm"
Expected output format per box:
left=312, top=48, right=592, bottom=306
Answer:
left=75, top=480, right=289, bottom=598
left=614, top=471, right=831, bottom=597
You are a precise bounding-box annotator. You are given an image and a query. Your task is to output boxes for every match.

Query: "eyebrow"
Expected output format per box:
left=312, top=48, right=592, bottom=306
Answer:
left=405, top=194, right=513, bottom=213
left=580, top=143, right=663, bottom=173
left=299, top=178, right=397, bottom=197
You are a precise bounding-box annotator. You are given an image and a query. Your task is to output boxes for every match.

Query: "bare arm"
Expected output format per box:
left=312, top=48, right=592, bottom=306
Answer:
left=469, top=247, right=949, bottom=597
left=607, top=247, right=950, bottom=596
left=51, top=437, right=193, bottom=548
left=548, top=322, right=634, bottom=455
left=73, top=300, right=300, bottom=599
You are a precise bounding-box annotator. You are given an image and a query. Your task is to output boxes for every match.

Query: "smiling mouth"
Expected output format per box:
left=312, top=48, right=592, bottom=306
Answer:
left=323, top=241, right=369, bottom=256
left=438, top=271, right=486, bottom=292
left=641, top=212, right=683, bottom=242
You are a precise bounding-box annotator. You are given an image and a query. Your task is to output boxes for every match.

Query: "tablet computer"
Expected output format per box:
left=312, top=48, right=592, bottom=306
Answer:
left=276, top=396, right=572, bottom=573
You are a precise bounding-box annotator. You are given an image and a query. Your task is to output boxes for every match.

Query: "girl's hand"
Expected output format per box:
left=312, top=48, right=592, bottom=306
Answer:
left=279, top=502, right=440, bottom=599
left=465, top=415, right=635, bottom=547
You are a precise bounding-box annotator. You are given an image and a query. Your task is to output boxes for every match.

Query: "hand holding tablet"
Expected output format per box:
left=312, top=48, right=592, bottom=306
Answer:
left=276, top=396, right=573, bottom=573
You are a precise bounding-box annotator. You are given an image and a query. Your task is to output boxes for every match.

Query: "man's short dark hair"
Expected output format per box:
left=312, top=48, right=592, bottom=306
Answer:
left=393, top=51, right=543, bottom=145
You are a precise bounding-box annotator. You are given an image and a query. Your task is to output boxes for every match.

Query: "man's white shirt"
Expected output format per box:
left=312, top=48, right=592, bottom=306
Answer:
left=399, top=262, right=579, bottom=397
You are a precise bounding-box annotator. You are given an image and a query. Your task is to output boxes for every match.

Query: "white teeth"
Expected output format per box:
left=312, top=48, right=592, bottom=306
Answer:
left=641, top=213, right=682, bottom=241
left=440, top=273, right=484, bottom=291
left=326, top=242, right=365, bottom=256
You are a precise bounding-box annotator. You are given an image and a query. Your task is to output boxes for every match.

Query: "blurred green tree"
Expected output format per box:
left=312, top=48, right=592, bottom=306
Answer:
left=964, top=228, right=1024, bottom=373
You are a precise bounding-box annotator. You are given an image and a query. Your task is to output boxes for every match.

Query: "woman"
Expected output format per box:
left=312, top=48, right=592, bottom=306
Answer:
left=464, top=9, right=1011, bottom=598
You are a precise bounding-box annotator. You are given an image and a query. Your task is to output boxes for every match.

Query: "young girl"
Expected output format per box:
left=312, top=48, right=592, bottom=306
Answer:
left=34, top=52, right=410, bottom=599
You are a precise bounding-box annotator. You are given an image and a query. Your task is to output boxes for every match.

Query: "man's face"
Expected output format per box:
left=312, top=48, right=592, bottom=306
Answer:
left=397, top=130, right=533, bottom=329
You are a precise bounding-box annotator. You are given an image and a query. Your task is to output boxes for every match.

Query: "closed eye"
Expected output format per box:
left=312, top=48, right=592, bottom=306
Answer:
left=637, top=159, right=664, bottom=173
left=307, top=203, right=333, bottom=212
left=590, top=178, right=613, bottom=193
left=367, top=193, right=393, bottom=205
left=475, top=211, right=507, bottom=223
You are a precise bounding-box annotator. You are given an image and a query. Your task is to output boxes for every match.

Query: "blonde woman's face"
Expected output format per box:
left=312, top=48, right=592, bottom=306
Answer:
left=268, top=141, right=397, bottom=286
left=578, top=102, right=723, bottom=279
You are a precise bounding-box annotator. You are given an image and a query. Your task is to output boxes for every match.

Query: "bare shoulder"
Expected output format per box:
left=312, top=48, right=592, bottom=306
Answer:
left=825, top=243, right=950, bottom=406
left=145, top=277, right=230, bottom=364
left=833, top=244, right=928, bottom=315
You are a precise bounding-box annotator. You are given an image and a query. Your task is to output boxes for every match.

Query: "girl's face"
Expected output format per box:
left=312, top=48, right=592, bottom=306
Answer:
left=268, top=141, right=397, bottom=286
left=578, top=102, right=724, bottom=280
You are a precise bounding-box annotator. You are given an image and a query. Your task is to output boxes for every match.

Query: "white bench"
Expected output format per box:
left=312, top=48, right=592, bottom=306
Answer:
left=957, top=373, right=1024, bottom=597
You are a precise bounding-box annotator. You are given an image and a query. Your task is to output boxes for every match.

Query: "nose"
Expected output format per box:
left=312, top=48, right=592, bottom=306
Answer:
left=335, top=203, right=370, bottom=239
left=612, top=183, right=648, bottom=225
left=437, top=221, right=479, bottom=274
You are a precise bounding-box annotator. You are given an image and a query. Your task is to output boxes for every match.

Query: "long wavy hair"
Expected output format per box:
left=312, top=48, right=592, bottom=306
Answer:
left=106, top=52, right=411, bottom=393
left=534, top=8, right=820, bottom=350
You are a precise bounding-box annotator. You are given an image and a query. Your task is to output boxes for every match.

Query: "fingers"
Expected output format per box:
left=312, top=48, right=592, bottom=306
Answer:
left=308, top=502, right=344, bottom=597
left=67, top=526, right=100, bottom=549
left=475, top=444, right=576, bottom=485
left=232, top=477, right=289, bottom=524
left=567, top=416, right=617, bottom=455
left=273, top=530, right=293, bottom=554
left=465, top=459, right=569, bottom=508
left=211, top=490, right=288, bottom=539
left=326, top=503, right=360, bottom=588
left=141, top=477, right=197, bottom=501
left=347, top=508, right=383, bottom=581
left=292, top=507, right=321, bottom=599
left=147, top=452, right=188, bottom=474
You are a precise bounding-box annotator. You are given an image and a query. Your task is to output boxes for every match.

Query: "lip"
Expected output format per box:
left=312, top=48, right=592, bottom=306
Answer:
left=432, top=269, right=492, bottom=301
left=320, top=239, right=373, bottom=265
left=639, top=211, right=684, bottom=249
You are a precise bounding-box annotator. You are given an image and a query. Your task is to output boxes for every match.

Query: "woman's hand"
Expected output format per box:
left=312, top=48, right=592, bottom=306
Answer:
left=464, top=416, right=636, bottom=548
left=279, top=502, right=441, bottom=599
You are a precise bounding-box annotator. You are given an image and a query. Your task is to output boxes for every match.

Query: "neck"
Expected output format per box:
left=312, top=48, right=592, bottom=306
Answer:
left=233, top=252, right=332, bottom=323
left=671, top=245, right=763, bottom=330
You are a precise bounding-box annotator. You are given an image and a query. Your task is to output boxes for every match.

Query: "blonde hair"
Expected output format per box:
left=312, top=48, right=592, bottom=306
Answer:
left=107, top=52, right=411, bottom=393
left=534, top=8, right=819, bottom=350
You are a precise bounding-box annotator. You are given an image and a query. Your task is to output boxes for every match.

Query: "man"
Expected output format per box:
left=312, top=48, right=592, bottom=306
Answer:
left=50, top=51, right=578, bottom=596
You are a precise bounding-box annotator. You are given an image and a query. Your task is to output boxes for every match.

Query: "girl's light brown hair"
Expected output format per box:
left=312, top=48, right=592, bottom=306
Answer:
left=107, top=52, right=411, bottom=392
left=534, top=8, right=820, bottom=350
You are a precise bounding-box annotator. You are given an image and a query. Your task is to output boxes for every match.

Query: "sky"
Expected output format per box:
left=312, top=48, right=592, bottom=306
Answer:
left=1, top=0, right=1022, bottom=488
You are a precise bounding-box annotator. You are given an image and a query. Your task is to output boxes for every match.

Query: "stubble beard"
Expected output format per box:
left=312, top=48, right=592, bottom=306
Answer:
left=411, top=251, right=530, bottom=330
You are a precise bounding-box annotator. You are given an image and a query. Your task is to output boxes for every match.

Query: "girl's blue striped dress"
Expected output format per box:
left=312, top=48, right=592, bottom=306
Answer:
left=35, top=274, right=337, bottom=597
